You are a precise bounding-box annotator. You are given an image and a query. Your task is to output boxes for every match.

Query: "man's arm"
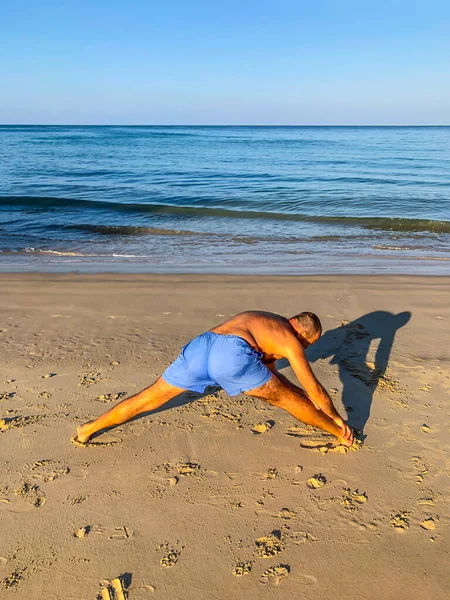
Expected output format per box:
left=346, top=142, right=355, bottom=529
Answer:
left=266, top=350, right=352, bottom=443
left=283, top=340, right=345, bottom=426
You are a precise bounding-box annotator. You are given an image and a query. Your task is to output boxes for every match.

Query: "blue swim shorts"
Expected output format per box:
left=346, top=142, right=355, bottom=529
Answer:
left=161, top=332, right=272, bottom=396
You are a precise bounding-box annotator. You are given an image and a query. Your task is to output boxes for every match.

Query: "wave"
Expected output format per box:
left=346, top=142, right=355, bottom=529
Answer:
left=68, top=224, right=204, bottom=236
left=24, top=248, right=88, bottom=256
left=0, top=248, right=150, bottom=258
left=68, top=225, right=280, bottom=244
left=1, top=196, right=450, bottom=234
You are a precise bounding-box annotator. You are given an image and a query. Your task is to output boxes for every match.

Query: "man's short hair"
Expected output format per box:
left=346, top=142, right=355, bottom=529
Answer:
left=292, top=312, right=322, bottom=339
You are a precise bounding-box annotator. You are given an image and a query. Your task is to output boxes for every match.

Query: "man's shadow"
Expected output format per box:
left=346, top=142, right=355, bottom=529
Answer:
left=301, top=311, right=411, bottom=434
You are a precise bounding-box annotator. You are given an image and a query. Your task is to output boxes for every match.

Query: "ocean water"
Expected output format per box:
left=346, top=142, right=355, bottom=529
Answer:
left=0, top=125, right=449, bottom=274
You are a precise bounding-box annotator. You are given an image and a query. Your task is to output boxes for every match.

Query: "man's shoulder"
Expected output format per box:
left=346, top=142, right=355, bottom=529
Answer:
left=241, top=310, right=286, bottom=322
left=249, top=313, right=294, bottom=343
left=233, top=311, right=293, bottom=342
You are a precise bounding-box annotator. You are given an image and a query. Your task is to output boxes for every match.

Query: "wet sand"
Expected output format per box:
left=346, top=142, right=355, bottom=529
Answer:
left=1, top=274, right=449, bottom=599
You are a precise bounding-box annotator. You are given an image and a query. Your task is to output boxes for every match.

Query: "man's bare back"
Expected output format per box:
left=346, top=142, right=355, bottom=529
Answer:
left=210, top=310, right=309, bottom=363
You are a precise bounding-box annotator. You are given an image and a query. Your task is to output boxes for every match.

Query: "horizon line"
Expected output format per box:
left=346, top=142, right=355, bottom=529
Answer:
left=1, top=123, right=450, bottom=128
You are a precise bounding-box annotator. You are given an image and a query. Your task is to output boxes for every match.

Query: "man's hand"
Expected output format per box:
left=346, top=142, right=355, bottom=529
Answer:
left=334, top=416, right=354, bottom=446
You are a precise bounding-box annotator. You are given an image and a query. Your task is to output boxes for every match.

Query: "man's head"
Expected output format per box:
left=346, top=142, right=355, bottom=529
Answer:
left=289, top=312, right=322, bottom=347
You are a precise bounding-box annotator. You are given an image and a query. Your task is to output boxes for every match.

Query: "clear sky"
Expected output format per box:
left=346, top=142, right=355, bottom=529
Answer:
left=1, top=1, right=449, bottom=125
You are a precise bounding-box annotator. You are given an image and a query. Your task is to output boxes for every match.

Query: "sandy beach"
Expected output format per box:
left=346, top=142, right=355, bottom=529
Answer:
left=1, top=273, right=449, bottom=599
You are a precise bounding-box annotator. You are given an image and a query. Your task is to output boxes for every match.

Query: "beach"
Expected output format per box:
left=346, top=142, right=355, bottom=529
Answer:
left=1, top=273, right=449, bottom=599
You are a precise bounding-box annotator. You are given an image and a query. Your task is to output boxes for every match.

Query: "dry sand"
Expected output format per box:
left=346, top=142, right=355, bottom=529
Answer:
left=0, top=273, right=449, bottom=600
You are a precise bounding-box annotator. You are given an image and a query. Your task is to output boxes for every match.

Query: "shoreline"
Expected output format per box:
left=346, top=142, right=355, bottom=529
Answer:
left=1, top=273, right=449, bottom=598
left=1, top=253, right=450, bottom=276
left=2, top=272, right=450, bottom=283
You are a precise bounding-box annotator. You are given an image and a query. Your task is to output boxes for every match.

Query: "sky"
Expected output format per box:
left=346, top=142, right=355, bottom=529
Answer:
left=1, top=1, right=449, bottom=125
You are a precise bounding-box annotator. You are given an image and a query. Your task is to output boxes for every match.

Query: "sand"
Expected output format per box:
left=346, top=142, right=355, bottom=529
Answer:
left=0, top=273, right=449, bottom=599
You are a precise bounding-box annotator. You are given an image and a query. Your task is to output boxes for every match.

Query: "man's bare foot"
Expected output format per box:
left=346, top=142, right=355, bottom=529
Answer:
left=75, top=422, right=94, bottom=444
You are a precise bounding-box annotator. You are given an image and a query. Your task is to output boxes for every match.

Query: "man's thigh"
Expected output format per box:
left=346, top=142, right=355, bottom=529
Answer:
left=243, top=373, right=289, bottom=400
left=244, top=372, right=312, bottom=403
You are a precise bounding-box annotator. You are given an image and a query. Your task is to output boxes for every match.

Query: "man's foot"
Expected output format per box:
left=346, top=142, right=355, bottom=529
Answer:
left=74, top=422, right=94, bottom=444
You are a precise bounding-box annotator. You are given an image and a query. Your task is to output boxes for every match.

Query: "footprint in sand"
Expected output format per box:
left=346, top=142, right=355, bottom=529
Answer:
left=290, top=531, right=318, bottom=544
left=277, top=508, right=297, bottom=520
left=341, top=488, right=368, bottom=511
left=98, top=574, right=130, bottom=600
left=0, top=486, right=11, bottom=508
left=263, top=468, right=278, bottom=480
left=176, top=462, right=202, bottom=478
left=202, top=407, right=242, bottom=424
left=208, top=494, right=244, bottom=511
left=28, top=459, right=70, bottom=482
left=300, top=439, right=334, bottom=453
left=0, top=415, right=42, bottom=432
left=417, top=493, right=434, bottom=507
left=0, top=567, right=26, bottom=590
left=285, top=425, right=314, bottom=437
left=13, top=483, right=45, bottom=507
left=79, top=525, right=133, bottom=540
left=389, top=511, right=410, bottom=531
left=260, top=564, right=290, bottom=585
left=307, top=435, right=364, bottom=454
left=306, top=474, right=327, bottom=489
left=158, top=544, right=184, bottom=568
left=67, top=494, right=87, bottom=505
left=251, top=420, right=274, bottom=434
left=288, top=432, right=354, bottom=454
left=255, top=530, right=284, bottom=559
left=412, top=456, right=429, bottom=485
left=96, top=392, right=127, bottom=403
left=74, top=526, right=91, bottom=538
left=108, top=527, right=134, bottom=540
left=79, top=372, right=106, bottom=387
left=233, top=561, right=253, bottom=577
left=99, top=588, right=112, bottom=600
left=420, top=516, right=439, bottom=531
left=70, top=436, right=122, bottom=448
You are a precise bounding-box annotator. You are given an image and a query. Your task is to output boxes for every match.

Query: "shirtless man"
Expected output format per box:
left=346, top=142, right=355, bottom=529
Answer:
left=74, top=311, right=354, bottom=447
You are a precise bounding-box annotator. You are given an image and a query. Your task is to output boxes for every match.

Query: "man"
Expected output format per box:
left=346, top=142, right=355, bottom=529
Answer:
left=74, top=311, right=354, bottom=447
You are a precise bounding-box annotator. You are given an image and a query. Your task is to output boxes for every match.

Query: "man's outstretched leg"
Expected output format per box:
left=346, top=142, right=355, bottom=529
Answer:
left=75, top=378, right=186, bottom=443
left=245, top=375, right=353, bottom=446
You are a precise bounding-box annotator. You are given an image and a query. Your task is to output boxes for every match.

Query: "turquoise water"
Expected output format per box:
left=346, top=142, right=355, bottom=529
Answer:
left=0, top=125, right=449, bottom=273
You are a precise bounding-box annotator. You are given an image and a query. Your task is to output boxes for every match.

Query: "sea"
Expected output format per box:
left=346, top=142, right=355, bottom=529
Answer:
left=0, top=125, right=449, bottom=274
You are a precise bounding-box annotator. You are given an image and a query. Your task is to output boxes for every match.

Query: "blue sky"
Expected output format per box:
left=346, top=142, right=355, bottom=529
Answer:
left=1, top=1, right=449, bottom=124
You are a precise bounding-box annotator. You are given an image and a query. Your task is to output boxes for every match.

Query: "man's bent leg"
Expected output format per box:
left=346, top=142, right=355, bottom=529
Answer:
left=274, top=371, right=319, bottom=407
left=244, top=375, right=351, bottom=446
left=75, top=377, right=186, bottom=443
